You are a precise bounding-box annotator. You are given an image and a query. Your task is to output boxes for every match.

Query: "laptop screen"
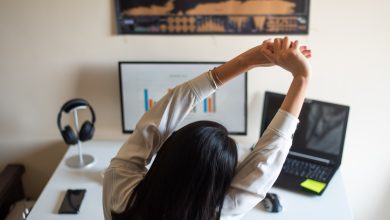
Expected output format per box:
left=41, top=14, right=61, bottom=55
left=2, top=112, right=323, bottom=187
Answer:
left=260, top=91, right=349, bottom=164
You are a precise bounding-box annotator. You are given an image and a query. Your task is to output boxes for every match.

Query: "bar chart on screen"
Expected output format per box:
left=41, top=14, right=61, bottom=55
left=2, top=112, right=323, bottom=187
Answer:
left=143, top=88, right=158, bottom=111
left=203, top=93, right=216, bottom=113
left=144, top=87, right=216, bottom=114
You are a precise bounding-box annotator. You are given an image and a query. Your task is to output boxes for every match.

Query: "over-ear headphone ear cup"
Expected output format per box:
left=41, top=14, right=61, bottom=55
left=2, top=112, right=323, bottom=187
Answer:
left=79, top=121, right=94, bottom=142
left=62, top=125, right=78, bottom=145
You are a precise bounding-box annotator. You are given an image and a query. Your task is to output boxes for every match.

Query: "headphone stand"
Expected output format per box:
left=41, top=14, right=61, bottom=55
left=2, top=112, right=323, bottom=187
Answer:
left=65, top=106, right=95, bottom=168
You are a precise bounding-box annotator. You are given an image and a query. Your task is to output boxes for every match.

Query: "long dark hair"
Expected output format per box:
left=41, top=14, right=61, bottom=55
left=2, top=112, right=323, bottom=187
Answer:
left=112, top=121, right=238, bottom=220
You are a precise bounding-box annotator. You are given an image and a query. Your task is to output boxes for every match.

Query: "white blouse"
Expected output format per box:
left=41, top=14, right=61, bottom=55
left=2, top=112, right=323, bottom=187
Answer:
left=103, top=72, right=299, bottom=220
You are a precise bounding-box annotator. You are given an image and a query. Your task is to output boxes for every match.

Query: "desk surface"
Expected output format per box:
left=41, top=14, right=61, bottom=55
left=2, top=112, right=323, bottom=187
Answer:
left=28, top=141, right=353, bottom=220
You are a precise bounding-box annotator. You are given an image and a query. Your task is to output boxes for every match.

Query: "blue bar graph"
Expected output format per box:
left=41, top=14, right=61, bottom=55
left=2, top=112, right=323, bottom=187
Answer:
left=203, top=93, right=216, bottom=113
left=144, top=89, right=149, bottom=111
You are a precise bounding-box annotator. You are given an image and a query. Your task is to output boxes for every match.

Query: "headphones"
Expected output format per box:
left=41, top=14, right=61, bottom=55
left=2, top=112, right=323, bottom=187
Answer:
left=57, top=98, right=96, bottom=145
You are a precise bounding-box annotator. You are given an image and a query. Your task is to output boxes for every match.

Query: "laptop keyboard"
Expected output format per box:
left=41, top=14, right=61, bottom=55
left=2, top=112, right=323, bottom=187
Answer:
left=282, top=158, right=333, bottom=182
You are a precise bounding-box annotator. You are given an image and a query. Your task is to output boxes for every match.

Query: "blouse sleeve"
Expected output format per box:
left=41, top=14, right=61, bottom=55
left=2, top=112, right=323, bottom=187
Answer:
left=221, top=109, right=299, bottom=218
left=103, top=72, right=216, bottom=220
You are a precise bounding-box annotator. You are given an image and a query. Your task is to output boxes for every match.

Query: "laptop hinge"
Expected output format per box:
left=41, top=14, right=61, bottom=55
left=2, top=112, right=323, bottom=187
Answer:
left=289, top=151, right=330, bottom=165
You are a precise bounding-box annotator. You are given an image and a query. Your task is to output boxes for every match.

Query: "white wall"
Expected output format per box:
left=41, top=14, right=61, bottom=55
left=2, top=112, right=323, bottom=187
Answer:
left=0, top=0, right=389, bottom=219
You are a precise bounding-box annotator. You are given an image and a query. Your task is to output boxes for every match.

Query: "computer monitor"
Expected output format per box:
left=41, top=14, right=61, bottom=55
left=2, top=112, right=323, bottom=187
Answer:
left=260, top=91, right=349, bottom=165
left=119, top=62, right=247, bottom=134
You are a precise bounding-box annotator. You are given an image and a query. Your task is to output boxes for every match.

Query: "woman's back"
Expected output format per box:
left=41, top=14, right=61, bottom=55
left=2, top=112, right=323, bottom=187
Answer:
left=112, top=121, right=237, bottom=220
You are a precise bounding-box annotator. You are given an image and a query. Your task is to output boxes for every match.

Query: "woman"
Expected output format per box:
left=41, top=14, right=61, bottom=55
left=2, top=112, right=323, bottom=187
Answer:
left=103, top=37, right=312, bottom=220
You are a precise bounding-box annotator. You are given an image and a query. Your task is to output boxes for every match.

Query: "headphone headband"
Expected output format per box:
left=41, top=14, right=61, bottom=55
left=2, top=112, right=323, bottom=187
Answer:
left=57, top=98, right=96, bottom=131
left=62, top=98, right=88, bottom=113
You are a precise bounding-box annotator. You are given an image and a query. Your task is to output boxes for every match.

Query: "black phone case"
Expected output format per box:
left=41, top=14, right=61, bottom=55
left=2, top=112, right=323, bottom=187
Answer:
left=58, top=189, right=86, bottom=214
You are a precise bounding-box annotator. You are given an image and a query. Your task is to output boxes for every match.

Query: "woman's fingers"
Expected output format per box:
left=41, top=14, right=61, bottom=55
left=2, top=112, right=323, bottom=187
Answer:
left=301, top=50, right=312, bottom=58
left=265, top=41, right=274, bottom=52
left=261, top=37, right=312, bottom=62
left=282, top=37, right=289, bottom=49
left=298, top=44, right=312, bottom=58
left=292, top=40, right=299, bottom=50
left=274, top=38, right=281, bottom=53
left=294, top=40, right=312, bottom=57
left=262, top=39, right=272, bottom=44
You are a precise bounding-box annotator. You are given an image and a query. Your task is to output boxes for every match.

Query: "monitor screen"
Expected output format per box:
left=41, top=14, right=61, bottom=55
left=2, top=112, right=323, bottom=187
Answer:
left=119, top=62, right=247, bottom=134
left=261, top=91, right=349, bottom=158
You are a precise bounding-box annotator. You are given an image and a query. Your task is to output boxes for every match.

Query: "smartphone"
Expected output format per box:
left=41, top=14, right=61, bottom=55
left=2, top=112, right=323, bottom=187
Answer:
left=58, top=189, right=86, bottom=214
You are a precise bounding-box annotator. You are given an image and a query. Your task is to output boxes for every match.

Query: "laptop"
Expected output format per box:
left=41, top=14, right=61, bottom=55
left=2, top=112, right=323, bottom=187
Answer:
left=260, top=91, right=350, bottom=195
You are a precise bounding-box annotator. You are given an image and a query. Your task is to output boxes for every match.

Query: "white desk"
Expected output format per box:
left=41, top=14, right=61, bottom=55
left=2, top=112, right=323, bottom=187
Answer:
left=28, top=141, right=353, bottom=220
